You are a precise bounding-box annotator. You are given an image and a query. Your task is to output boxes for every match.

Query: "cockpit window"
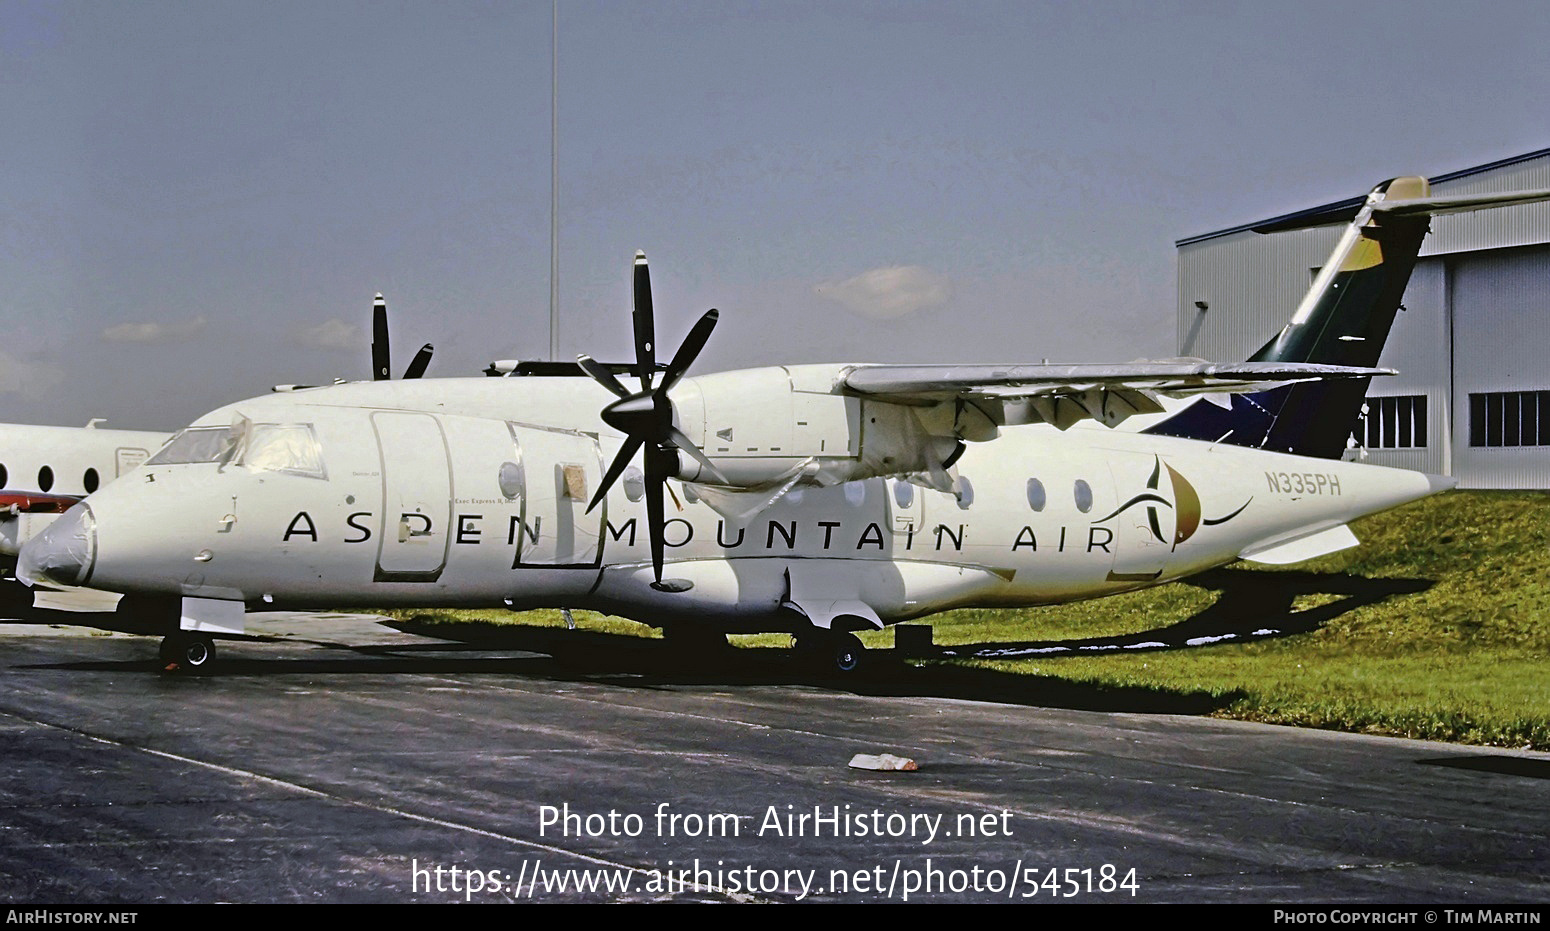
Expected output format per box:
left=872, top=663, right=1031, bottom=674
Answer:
left=144, top=422, right=326, bottom=479
left=146, top=427, right=233, bottom=465
left=239, top=424, right=326, bottom=479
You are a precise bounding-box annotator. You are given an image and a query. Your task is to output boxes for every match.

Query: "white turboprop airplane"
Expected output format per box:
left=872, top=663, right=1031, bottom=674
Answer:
left=18, top=177, right=1546, bottom=673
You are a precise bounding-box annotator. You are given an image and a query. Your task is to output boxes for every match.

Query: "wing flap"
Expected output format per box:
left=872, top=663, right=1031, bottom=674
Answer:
left=839, top=361, right=1389, bottom=430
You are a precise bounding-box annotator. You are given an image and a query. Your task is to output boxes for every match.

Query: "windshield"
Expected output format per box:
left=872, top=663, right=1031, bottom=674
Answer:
left=145, top=427, right=232, bottom=465
left=144, top=421, right=327, bottom=479
left=239, top=424, right=326, bottom=479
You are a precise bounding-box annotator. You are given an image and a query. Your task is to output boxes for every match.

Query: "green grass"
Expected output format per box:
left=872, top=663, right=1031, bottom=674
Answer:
left=394, top=491, right=1550, bottom=749
left=943, top=490, right=1550, bottom=748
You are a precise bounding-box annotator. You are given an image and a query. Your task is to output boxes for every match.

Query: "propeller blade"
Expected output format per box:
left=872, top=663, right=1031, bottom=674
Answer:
left=577, top=354, right=633, bottom=400
left=371, top=293, right=390, bottom=380
left=659, top=309, right=719, bottom=393
left=632, top=251, right=657, bottom=390
left=403, top=343, right=434, bottom=379
left=664, top=425, right=728, bottom=485
left=580, top=254, right=722, bottom=592
left=643, top=445, right=674, bottom=585
left=587, top=434, right=644, bottom=513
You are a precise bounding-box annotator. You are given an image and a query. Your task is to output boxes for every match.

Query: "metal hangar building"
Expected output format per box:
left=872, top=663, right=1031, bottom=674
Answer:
left=1175, top=148, right=1550, bottom=489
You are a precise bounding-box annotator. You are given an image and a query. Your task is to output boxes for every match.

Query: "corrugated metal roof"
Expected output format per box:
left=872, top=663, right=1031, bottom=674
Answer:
left=1175, top=146, right=1550, bottom=247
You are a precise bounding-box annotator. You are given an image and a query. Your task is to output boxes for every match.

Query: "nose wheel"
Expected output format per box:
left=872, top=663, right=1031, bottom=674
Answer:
left=159, top=633, right=216, bottom=674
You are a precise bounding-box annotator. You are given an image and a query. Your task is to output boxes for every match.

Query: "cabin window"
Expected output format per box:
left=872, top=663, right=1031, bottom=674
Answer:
left=893, top=480, right=914, bottom=509
left=498, top=460, right=524, bottom=499
left=239, top=424, right=326, bottom=479
left=1026, top=477, right=1046, bottom=511
left=844, top=482, right=867, bottom=506
left=146, top=426, right=233, bottom=465
left=37, top=466, right=53, bottom=493
left=83, top=468, right=99, bottom=494
left=0, top=463, right=7, bottom=488
left=1073, top=479, right=1093, bottom=513
left=953, top=475, right=974, bottom=509
left=622, top=467, right=645, bottom=502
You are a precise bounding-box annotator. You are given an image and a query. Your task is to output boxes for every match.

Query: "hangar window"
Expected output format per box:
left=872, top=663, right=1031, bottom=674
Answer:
left=1470, top=390, right=1550, bottom=448
left=1026, top=477, right=1046, bottom=511
left=239, top=424, right=327, bottom=479
left=1361, top=395, right=1428, bottom=449
left=147, top=426, right=233, bottom=465
left=37, top=466, right=53, bottom=493
left=1073, top=479, right=1093, bottom=513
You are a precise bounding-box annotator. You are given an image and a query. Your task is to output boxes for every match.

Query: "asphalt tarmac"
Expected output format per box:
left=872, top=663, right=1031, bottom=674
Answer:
left=1, top=613, right=1547, bottom=904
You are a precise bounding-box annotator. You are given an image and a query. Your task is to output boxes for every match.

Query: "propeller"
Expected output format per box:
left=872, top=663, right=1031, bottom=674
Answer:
left=371, top=293, right=435, bottom=380
left=580, top=251, right=725, bottom=591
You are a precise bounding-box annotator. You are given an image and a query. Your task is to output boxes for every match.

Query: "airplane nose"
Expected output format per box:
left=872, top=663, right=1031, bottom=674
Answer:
left=17, top=503, right=97, bottom=588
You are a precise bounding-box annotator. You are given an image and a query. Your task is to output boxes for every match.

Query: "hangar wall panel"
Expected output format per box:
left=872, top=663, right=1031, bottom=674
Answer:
left=1423, top=160, right=1550, bottom=257
left=1176, top=227, right=1340, bottom=362
left=1448, top=245, right=1550, bottom=489
left=1358, top=259, right=1450, bottom=476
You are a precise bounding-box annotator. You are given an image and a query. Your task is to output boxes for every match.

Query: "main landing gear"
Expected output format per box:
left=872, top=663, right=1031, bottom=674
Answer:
left=794, top=629, right=866, bottom=676
left=159, top=632, right=216, bottom=674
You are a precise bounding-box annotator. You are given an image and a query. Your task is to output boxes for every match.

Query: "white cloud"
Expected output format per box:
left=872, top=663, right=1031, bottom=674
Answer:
left=100, top=315, right=208, bottom=343
left=291, top=318, right=362, bottom=351
left=814, top=265, right=952, bottom=319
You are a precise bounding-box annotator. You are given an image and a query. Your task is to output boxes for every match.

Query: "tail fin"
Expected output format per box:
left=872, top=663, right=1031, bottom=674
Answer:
left=1148, top=177, right=1432, bottom=458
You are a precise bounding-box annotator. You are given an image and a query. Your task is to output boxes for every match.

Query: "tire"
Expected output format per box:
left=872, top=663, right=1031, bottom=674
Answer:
left=794, top=629, right=865, bottom=675
left=160, top=633, right=215, bottom=674
left=830, top=632, right=864, bottom=674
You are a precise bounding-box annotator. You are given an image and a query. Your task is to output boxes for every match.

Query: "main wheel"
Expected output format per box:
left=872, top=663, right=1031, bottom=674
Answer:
left=829, top=631, right=864, bottom=674
left=794, top=630, right=865, bottom=675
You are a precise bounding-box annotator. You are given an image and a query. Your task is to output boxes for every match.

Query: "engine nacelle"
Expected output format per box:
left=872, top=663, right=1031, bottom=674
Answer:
left=670, top=364, right=960, bottom=488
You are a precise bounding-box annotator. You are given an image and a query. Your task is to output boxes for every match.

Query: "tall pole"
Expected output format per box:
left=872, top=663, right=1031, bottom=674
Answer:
left=549, top=0, right=559, bottom=361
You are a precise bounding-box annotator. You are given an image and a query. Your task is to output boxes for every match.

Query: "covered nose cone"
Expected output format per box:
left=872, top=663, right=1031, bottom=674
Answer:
left=17, top=503, right=97, bottom=587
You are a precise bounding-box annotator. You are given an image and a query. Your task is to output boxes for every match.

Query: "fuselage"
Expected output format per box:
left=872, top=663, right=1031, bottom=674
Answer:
left=21, top=371, right=1447, bottom=635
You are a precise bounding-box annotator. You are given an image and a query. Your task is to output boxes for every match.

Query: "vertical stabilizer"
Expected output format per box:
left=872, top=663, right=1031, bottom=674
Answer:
left=1148, top=177, right=1431, bottom=458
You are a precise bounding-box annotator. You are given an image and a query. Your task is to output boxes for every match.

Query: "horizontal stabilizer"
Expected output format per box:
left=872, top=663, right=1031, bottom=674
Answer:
left=1372, top=188, right=1550, bottom=217
left=1252, top=184, right=1550, bottom=233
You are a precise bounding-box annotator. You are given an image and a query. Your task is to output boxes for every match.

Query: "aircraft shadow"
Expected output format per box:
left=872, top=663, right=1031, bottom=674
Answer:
left=9, top=566, right=1432, bottom=717
left=942, top=567, right=1433, bottom=660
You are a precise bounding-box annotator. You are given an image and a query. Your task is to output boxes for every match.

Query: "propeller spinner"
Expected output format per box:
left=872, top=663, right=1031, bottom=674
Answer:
left=580, top=251, right=725, bottom=591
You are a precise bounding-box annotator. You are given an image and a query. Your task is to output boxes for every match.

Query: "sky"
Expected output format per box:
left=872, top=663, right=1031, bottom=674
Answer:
left=3, top=0, right=1549, bottom=430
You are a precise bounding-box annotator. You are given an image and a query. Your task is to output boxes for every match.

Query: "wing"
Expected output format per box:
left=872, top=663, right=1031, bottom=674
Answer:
left=838, top=360, right=1392, bottom=430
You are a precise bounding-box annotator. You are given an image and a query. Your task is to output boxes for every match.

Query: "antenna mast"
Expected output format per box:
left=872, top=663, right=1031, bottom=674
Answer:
left=548, top=0, right=559, bottom=361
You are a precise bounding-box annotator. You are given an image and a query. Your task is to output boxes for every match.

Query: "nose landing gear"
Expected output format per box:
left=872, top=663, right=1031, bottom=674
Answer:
left=159, top=632, right=216, bottom=674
